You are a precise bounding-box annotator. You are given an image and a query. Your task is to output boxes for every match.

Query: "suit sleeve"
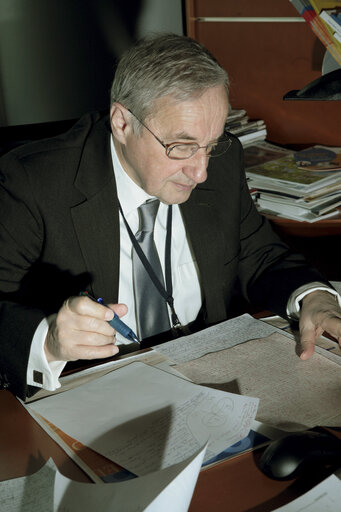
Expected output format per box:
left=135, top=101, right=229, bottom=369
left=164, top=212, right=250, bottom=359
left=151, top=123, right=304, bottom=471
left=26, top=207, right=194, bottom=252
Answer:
left=0, top=152, right=45, bottom=398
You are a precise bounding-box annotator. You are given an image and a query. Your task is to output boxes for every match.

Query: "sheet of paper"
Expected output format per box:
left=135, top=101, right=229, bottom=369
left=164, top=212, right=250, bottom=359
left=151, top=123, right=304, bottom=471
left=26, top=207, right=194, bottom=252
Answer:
left=27, top=362, right=258, bottom=476
left=261, top=314, right=341, bottom=360
left=152, top=313, right=280, bottom=363
left=272, top=474, right=341, bottom=512
left=0, top=458, right=56, bottom=512
left=25, top=350, right=169, bottom=403
left=174, top=332, right=341, bottom=431
left=0, top=446, right=206, bottom=512
left=55, top=445, right=206, bottom=512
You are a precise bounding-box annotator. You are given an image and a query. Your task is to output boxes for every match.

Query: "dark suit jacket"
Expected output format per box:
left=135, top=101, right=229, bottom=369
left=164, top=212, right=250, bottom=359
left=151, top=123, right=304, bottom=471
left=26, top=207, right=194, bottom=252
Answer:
left=0, top=112, right=327, bottom=398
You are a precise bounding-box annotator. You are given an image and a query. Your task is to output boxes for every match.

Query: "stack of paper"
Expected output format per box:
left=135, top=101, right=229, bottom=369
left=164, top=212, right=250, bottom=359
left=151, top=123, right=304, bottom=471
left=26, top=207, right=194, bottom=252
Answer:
left=225, top=108, right=267, bottom=147
left=25, top=360, right=259, bottom=478
left=246, top=145, right=341, bottom=222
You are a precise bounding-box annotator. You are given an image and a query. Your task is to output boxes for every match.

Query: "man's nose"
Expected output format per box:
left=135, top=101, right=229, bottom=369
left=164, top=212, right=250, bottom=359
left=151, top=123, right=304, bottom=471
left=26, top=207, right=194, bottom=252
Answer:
left=183, top=150, right=208, bottom=184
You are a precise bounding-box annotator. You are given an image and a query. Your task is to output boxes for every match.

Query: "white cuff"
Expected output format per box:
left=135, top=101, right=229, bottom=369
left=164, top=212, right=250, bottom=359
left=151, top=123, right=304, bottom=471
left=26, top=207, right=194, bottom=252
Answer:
left=26, top=315, right=66, bottom=391
left=286, top=281, right=341, bottom=320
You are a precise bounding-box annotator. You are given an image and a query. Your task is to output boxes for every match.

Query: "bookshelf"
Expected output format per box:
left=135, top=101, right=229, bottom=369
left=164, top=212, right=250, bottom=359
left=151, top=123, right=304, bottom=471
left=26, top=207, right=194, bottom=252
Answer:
left=185, top=0, right=341, bottom=280
left=185, top=0, right=341, bottom=146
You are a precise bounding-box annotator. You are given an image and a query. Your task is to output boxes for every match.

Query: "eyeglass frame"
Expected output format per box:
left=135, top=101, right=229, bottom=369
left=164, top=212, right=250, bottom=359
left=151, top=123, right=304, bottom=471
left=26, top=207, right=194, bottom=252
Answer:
left=127, top=108, right=231, bottom=161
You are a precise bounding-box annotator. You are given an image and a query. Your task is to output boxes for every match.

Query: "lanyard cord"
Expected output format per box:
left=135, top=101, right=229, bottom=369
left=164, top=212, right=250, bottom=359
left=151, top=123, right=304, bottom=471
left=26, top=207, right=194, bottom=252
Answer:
left=118, top=201, right=182, bottom=330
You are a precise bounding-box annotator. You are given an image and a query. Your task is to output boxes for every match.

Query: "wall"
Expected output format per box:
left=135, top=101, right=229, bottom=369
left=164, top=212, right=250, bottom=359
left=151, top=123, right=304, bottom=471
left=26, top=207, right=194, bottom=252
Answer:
left=0, top=0, right=184, bottom=127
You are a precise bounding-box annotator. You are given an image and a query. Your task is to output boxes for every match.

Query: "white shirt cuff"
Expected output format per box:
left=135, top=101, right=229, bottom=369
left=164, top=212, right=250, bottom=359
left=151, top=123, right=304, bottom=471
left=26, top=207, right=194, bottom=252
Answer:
left=26, top=315, right=66, bottom=391
left=286, top=281, right=341, bottom=320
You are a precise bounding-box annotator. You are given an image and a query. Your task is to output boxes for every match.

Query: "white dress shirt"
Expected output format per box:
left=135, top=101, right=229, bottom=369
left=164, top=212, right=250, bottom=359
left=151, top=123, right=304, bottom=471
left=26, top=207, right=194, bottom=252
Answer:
left=26, top=136, right=341, bottom=391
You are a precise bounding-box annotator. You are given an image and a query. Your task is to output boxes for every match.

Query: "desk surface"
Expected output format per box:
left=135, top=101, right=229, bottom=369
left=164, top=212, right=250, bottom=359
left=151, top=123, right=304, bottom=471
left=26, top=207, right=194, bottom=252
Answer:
left=266, top=211, right=341, bottom=237
left=1, top=390, right=338, bottom=511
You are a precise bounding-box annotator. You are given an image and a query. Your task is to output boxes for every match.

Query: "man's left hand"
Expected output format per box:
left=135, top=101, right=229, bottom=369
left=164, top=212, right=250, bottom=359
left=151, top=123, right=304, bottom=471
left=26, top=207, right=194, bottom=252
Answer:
left=299, top=290, right=341, bottom=359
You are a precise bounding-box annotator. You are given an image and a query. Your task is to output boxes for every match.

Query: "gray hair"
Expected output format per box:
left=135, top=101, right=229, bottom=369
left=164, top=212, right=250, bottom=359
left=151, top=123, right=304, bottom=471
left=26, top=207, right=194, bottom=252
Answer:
left=110, top=33, right=229, bottom=132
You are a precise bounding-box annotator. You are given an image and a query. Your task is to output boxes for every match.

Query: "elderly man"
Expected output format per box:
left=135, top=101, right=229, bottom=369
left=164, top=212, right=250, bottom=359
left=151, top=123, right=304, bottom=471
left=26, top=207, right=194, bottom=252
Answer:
left=0, top=34, right=340, bottom=399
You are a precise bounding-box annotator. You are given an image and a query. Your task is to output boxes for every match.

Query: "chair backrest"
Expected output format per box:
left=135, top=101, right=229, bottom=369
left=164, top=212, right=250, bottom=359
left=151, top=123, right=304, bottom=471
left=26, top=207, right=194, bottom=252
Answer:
left=0, top=118, right=77, bottom=157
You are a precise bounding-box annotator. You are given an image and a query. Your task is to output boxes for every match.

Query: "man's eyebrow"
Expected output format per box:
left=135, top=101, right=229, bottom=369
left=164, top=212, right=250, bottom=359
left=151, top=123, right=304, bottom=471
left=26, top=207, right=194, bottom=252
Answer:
left=166, top=131, right=196, bottom=141
left=165, top=130, right=224, bottom=143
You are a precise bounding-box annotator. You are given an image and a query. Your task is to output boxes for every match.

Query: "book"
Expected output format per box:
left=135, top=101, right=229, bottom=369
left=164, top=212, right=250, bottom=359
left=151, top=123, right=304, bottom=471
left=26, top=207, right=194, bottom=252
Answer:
left=293, top=145, right=341, bottom=170
left=255, top=191, right=341, bottom=222
left=238, top=128, right=267, bottom=147
left=334, top=29, right=341, bottom=41
left=246, top=145, right=341, bottom=197
left=244, top=141, right=294, bottom=169
left=226, top=107, right=247, bottom=123
left=290, top=0, right=341, bottom=66
left=309, top=0, right=341, bottom=53
left=225, top=108, right=267, bottom=147
left=320, top=7, right=341, bottom=36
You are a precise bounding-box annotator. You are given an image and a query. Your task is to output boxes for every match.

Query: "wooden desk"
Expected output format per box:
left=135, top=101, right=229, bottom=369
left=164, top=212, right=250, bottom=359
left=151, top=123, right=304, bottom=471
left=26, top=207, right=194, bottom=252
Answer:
left=265, top=213, right=341, bottom=281
left=0, top=390, right=338, bottom=511
left=266, top=211, right=341, bottom=238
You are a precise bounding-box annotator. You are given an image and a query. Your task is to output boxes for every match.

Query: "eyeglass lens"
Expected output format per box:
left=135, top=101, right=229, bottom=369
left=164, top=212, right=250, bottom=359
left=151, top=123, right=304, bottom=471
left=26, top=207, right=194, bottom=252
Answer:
left=167, top=136, right=231, bottom=160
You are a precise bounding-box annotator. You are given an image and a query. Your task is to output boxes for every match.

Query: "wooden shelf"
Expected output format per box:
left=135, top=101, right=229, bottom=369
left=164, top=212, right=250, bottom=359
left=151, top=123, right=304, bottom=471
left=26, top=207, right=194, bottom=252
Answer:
left=265, top=210, right=341, bottom=237
left=185, top=0, right=341, bottom=146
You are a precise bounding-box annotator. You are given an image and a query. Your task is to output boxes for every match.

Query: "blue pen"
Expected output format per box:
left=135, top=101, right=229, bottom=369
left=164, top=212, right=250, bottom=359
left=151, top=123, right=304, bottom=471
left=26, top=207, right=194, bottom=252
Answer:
left=80, top=292, right=140, bottom=344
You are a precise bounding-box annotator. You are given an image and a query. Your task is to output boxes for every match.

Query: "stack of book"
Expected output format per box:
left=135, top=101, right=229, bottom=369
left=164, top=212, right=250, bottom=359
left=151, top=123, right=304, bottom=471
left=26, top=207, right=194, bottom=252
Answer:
left=290, top=0, right=341, bottom=65
left=225, top=108, right=267, bottom=147
left=320, top=5, right=341, bottom=43
left=245, top=142, right=341, bottom=222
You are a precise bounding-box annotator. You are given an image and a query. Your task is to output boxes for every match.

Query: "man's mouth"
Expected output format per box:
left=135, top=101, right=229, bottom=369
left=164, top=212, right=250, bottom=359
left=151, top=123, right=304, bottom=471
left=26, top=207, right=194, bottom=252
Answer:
left=173, top=181, right=195, bottom=191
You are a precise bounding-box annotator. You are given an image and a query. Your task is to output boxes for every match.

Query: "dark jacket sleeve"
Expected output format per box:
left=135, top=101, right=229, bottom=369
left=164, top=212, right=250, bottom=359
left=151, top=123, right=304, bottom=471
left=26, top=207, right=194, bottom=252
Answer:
left=0, top=151, right=46, bottom=398
left=199, top=136, right=331, bottom=321
left=230, top=139, right=331, bottom=317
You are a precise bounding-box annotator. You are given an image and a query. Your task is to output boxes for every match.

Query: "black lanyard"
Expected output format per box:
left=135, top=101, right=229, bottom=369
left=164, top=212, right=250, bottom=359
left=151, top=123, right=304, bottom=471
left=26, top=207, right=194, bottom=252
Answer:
left=118, top=201, right=182, bottom=331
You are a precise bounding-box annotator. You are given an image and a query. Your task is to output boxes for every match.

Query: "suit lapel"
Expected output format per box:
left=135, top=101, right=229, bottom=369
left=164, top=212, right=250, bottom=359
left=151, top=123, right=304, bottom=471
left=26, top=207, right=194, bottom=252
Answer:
left=181, top=188, right=227, bottom=324
left=71, top=117, right=120, bottom=303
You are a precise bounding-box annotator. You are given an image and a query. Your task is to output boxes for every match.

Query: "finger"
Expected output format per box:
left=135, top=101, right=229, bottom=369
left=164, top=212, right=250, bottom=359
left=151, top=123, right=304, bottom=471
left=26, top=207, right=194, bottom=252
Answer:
left=68, top=313, right=117, bottom=337
left=68, top=338, right=120, bottom=361
left=299, top=326, right=317, bottom=360
left=77, top=344, right=119, bottom=360
left=106, top=303, right=128, bottom=318
left=319, top=316, right=341, bottom=344
left=77, top=343, right=119, bottom=360
left=51, top=327, right=119, bottom=361
left=65, top=329, right=117, bottom=348
left=67, top=295, right=114, bottom=321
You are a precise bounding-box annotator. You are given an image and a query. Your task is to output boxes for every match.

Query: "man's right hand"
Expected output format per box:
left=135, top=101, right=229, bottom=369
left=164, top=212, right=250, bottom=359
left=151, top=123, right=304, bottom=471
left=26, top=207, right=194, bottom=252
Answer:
left=44, top=295, right=128, bottom=362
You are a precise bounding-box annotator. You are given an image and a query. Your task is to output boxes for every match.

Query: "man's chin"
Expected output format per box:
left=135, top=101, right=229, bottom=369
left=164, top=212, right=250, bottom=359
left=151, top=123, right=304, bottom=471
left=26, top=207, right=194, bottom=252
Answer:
left=160, top=189, right=193, bottom=205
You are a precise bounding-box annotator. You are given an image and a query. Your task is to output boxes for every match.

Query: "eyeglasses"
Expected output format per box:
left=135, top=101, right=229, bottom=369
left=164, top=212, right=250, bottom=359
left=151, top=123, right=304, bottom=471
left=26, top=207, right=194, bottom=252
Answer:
left=127, top=109, right=232, bottom=160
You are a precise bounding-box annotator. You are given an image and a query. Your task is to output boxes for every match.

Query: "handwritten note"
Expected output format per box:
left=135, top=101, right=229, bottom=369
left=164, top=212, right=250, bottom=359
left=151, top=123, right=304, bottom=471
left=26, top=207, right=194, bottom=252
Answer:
left=27, top=362, right=258, bottom=476
left=152, top=313, right=280, bottom=363
left=174, top=332, right=341, bottom=431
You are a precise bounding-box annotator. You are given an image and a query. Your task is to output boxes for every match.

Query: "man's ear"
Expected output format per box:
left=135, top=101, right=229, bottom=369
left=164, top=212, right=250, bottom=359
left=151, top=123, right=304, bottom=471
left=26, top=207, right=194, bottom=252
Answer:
left=110, top=103, right=131, bottom=144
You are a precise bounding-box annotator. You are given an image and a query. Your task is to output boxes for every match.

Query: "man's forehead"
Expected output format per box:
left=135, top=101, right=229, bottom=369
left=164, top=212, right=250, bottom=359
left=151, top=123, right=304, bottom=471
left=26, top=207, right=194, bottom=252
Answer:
left=152, top=87, right=228, bottom=113
left=150, top=89, right=228, bottom=140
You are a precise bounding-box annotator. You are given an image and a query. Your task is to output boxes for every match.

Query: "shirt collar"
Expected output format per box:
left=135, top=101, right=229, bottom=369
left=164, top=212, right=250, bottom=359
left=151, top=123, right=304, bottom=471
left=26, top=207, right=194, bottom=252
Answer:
left=110, top=136, right=155, bottom=216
